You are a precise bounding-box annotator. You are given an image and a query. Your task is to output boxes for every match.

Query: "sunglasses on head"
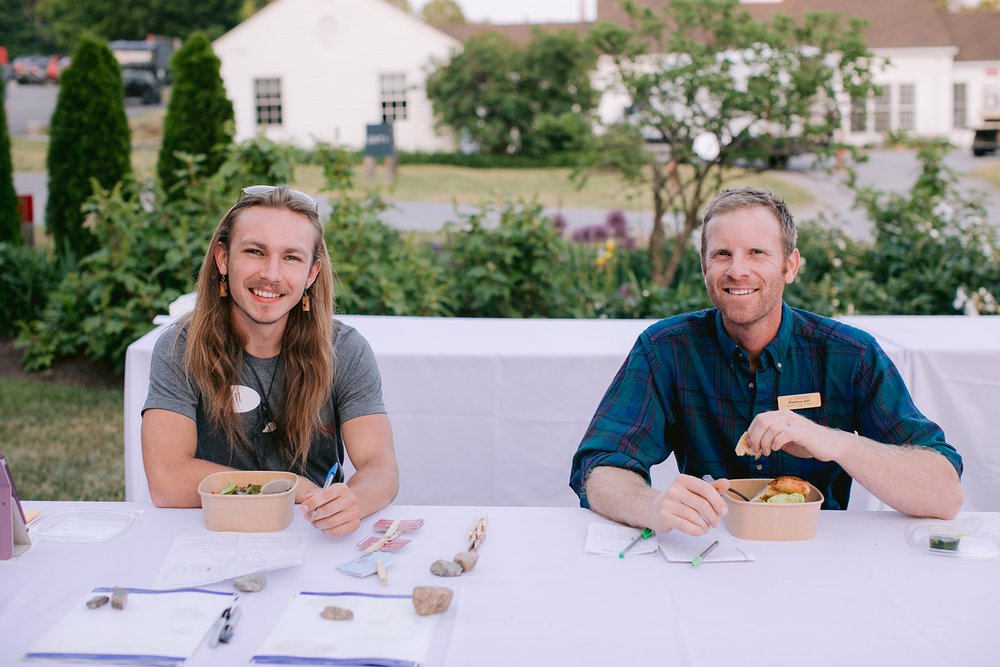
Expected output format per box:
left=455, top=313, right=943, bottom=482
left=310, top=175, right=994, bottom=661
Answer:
left=239, top=185, right=319, bottom=213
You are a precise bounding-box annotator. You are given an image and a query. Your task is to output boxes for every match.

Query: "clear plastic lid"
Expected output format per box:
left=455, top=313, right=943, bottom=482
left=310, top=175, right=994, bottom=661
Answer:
left=904, top=516, right=1000, bottom=560
left=29, top=508, right=141, bottom=542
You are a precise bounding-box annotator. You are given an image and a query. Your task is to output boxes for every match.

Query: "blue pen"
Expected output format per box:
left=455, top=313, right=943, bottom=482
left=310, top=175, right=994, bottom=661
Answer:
left=322, top=461, right=340, bottom=488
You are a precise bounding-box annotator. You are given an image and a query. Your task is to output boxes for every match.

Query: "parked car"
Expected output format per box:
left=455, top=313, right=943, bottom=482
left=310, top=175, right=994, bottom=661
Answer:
left=12, top=55, right=50, bottom=84
left=121, top=66, right=162, bottom=104
left=971, top=123, right=999, bottom=157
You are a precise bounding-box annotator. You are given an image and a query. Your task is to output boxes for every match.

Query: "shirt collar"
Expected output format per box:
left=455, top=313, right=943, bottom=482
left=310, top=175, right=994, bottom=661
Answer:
left=714, top=302, right=793, bottom=372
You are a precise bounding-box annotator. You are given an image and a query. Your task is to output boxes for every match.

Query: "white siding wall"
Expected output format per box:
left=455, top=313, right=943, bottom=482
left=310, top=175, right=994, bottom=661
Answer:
left=214, top=0, right=459, bottom=151
left=953, top=60, right=1000, bottom=147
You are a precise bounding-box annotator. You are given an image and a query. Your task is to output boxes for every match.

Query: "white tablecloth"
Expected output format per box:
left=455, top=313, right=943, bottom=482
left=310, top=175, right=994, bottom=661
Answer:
left=3, top=502, right=998, bottom=667
left=124, top=314, right=997, bottom=510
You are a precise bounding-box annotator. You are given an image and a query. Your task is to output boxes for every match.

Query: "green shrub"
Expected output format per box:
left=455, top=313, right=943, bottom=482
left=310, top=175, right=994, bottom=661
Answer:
left=45, top=33, right=131, bottom=260
left=158, top=32, right=234, bottom=196
left=0, top=78, right=21, bottom=243
left=397, top=150, right=583, bottom=169
left=0, top=243, right=60, bottom=336
left=441, top=200, right=573, bottom=317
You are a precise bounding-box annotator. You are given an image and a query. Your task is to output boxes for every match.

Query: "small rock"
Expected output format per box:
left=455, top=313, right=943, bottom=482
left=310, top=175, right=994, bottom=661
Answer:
left=453, top=550, right=479, bottom=573
left=321, top=606, right=354, bottom=621
left=86, top=595, right=109, bottom=609
left=430, top=559, right=463, bottom=577
left=234, top=574, right=267, bottom=592
left=110, top=587, right=128, bottom=610
left=412, top=586, right=453, bottom=616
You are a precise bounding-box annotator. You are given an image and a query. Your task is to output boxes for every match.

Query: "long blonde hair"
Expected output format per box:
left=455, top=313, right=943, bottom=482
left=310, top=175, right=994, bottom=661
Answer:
left=182, top=186, right=335, bottom=469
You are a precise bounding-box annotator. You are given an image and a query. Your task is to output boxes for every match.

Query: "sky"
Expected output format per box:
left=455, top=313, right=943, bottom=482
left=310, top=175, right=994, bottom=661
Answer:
left=412, top=0, right=597, bottom=24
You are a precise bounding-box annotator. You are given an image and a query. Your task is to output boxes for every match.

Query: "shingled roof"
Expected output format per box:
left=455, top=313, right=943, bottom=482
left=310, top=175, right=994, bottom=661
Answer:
left=941, top=10, right=1000, bottom=61
left=435, top=21, right=591, bottom=47
left=595, top=0, right=955, bottom=49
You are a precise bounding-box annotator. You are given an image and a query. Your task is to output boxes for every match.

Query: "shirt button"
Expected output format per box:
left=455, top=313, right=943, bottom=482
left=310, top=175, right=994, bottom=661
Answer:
left=748, top=382, right=755, bottom=389
left=776, top=362, right=782, bottom=369
left=756, top=464, right=763, bottom=471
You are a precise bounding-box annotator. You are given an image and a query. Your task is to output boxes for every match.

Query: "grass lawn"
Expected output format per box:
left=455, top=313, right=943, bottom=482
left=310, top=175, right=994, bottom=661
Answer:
left=972, top=160, right=1000, bottom=190
left=0, top=379, right=124, bottom=501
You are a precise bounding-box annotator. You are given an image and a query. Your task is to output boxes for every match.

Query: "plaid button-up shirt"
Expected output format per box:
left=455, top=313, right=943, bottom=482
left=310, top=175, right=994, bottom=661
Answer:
left=570, top=303, right=962, bottom=510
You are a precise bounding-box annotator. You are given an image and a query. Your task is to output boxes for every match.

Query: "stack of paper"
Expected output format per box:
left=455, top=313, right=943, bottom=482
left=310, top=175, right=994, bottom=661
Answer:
left=252, top=591, right=440, bottom=666
left=24, top=587, right=236, bottom=665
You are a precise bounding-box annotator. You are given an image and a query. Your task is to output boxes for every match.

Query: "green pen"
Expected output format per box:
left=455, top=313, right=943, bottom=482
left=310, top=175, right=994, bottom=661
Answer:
left=618, top=528, right=655, bottom=558
left=691, top=539, right=720, bottom=568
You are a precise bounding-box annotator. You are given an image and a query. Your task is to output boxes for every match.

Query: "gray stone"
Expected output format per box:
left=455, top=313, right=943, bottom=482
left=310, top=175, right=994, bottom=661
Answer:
left=234, top=574, right=267, bottom=592
left=86, top=595, right=109, bottom=609
left=110, top=587, right=128, bottom=610
left=453, top=550, right=479, bottom=573
left=412, top=586, right=453, bottom=616
left=321, top=606, right=354, bottom=621
left=430, top=559, right=463, bottom=577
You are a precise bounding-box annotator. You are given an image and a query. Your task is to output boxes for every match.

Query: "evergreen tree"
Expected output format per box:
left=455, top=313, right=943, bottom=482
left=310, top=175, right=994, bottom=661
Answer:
left=157, top=32, right=234, bottom=196
left=46, top=33, right=131, bottom=259
left=0, top=77, right=23, bottom=243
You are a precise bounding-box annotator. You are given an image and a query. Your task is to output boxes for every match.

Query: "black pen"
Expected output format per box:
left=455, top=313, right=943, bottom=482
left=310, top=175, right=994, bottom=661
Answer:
left=209, top=605, right=240, bottom=647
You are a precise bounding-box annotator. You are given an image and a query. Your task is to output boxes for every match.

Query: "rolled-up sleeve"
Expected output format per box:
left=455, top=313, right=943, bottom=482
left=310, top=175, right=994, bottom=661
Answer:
left=570, top=332, right=673, bottom=508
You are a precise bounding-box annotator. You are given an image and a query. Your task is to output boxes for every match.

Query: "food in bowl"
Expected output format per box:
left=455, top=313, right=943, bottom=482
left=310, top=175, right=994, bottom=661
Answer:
left=198, top=471, right=298, bottom=532
left=749, top=475, right=811, bottom=504
left=723, top=477, right=824, bottom=541
left=218, top=482, right=262, bottom=495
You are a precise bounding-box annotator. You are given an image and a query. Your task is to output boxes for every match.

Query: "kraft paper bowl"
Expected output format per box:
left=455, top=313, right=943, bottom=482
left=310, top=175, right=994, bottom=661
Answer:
left=198, top=470, right=298, bottom=532
left=722, top=478, right=823, bottom=541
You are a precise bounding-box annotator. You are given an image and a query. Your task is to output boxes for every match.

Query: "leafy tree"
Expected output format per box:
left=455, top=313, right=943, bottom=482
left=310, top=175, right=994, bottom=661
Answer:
left=158, top=32, right=234, bottom=196
left=37, top=0, right=242, bottom=48
left=582, top=0, right=877, bottom=286
left=46, top=33, right=131, bottom=259
left=385, top=0, right=412, bottom=13
left=0, top=0, right=58, bottom=56
left=421, top=0, right=465, bottom=24
left=425, top=29, right=597, bottom=156
left=0, top=78, right=22, bottom=243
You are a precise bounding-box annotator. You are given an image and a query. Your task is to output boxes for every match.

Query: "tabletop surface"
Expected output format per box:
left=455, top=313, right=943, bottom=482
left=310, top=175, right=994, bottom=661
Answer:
left=3, top=502, right=998, bottom=667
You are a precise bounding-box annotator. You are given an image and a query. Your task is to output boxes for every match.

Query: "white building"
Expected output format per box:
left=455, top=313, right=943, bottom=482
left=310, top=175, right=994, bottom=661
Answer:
left=212, top=0, right=1000, bottom=151
left=213, top=0, right=459, bottom=151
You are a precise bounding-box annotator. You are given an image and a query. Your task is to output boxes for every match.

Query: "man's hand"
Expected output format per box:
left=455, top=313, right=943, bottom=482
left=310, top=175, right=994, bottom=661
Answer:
left=301, top=483, right=361, bottom=536
left=745, top=409, right=845, bottom=462
left=646, top=474, right=730, bottom=537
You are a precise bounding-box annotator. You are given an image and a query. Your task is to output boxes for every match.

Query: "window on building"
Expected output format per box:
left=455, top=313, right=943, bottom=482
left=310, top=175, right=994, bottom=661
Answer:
left=898, top=83, right=915, bottom=131
left=254, top=77, right=283, bottom=126
left=850, top=97, right=867, bottom=133
left=874, top=87, right=891, bottom=133
left=380, top=73, right=408, bottom=123
left=954, top=83, right=967, bottom=129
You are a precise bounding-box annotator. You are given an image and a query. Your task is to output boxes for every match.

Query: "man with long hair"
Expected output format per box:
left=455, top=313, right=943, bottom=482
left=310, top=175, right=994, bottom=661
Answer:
left=142, top=185, right=398, bottom=536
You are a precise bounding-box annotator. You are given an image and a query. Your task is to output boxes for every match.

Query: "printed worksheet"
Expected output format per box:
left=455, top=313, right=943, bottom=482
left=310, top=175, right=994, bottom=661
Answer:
left=152, top=532, right=307, bottom=588
left=584, top=522, right=659, bottom=556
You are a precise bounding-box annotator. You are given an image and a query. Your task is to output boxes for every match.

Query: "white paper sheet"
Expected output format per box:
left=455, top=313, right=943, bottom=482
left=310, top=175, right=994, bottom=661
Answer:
left=658, top=540, right=756, bottom=564
left=24, top=587, right=236, bottom=665
left=584, top=522, right=659, bottom=557
left=152, top=532, right=307, bottom=588
left=251, top=591, right=440, bottom=666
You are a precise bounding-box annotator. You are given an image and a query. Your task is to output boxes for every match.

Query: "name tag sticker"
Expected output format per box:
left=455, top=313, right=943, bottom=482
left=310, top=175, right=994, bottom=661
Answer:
left=777, top=392, right=822, bottom=411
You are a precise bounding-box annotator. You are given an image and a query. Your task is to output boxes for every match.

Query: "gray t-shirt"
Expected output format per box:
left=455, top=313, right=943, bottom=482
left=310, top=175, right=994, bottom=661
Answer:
left=142, top=320, right=385, bottom=486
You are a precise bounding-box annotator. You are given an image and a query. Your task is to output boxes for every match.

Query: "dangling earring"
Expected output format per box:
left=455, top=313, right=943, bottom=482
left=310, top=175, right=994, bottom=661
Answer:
left=219, top=274, right=229, bottom=298
left=301, top=286, right=311, bottom=312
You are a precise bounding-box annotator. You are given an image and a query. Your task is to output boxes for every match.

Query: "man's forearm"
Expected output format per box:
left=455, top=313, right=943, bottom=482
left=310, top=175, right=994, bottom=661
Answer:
left=834, top=431, right=963, bottom=519
left=147, top=458, right=235, bottom=508
left=584, top=466, right=659, bottom=529
left=346, top=461, right=399, bottom=519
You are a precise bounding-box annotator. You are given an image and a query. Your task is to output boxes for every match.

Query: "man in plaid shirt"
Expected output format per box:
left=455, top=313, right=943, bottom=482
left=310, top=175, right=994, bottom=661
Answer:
left=570, top=187, right=963, bottom=536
